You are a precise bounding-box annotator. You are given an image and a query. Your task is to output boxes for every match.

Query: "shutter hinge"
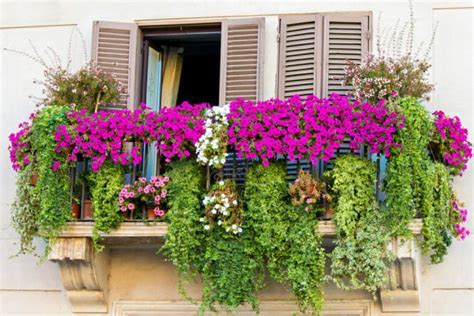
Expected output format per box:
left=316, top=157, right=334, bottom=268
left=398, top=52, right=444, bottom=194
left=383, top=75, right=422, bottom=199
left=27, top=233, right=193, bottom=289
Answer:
left=366, top=31, right=371, bottom=41
left=277, top=33, right=280, bottom=43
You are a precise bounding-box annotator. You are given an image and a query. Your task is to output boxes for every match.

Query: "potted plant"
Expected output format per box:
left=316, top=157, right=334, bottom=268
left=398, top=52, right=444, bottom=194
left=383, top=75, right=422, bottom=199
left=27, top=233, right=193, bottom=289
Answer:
left=288, top=169, right=333, bottom=218
left=118, top=176, right=169, bottom=221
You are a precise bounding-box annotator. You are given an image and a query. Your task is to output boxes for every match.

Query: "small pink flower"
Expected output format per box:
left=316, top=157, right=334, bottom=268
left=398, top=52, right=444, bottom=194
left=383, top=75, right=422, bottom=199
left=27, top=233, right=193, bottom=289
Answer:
left=161, top=190, right=167, bottom=198
left=154, top=208, right=165, bottom=217
left=139, top=177, right=146, bottom=183
left=120, top=206, right=127, bottom=212
left=128, top=203, right=135, bottom=210
left=51, top=160, right=61, bottom=172
left=144, top=187, right=150, bottom=194
left=118, top=197, right=124, bottom=204
left=154, top=195, right=161, bottom=204
left=137, top=187, right=143, bottom=192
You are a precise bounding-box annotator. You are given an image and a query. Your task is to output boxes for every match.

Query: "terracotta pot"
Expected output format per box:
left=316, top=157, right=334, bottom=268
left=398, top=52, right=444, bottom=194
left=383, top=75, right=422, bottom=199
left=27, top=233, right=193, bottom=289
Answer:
left=83, top=200, right=94, bottom=219
left=30, top=171, right=38, bottom=186
left=323, top=207, right=334, bottom=220
left=146, top=206, right=156, bottom=220
left=121, top=211, right=131, bottom=221
left=71, top=203, right=81, bottom=219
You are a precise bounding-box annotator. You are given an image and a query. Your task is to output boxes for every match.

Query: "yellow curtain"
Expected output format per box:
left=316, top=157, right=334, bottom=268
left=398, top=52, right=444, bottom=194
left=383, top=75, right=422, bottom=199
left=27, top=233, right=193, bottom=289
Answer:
left=160, top=46, right=184, bottom=107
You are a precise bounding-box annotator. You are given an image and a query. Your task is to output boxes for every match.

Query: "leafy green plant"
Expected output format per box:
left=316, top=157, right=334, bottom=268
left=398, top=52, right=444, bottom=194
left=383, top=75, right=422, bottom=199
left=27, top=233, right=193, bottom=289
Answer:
left=11, top=164, right=41, bottom=255
left=328, top=155, right=393, bottom=296
left=384, top=96, right=433, bottom=237
left=200, top=206, right=260, bottom=313
left=88, top=161, right=125, bottom=250
left=245, top=162, right=325, bottom=313
left=28, top=106, right=72, bottom=257
left=161, top=160, right=206, bottom=289
left=421, top=162, right=452, bottom=263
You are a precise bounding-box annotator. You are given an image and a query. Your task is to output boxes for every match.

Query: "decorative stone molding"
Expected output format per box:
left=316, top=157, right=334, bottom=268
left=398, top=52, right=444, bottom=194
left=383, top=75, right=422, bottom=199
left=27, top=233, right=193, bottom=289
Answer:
left=50, top=220, right=423, bottom=314
left=49, top=237, right=110, bottom=314
left=380, top=237, right=421, bottom=312
left=113, top=299, right=373, bottom=316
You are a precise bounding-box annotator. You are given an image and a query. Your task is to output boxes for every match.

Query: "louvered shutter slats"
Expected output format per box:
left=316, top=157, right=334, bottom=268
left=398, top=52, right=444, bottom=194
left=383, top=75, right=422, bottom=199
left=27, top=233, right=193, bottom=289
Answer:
left=278, top=16, right=322, bottom=99
left=92, top=21, right=139, bottom=109
left=220, top=18, right=264, bottom=105
left=323, top=15, right=369, bottom=96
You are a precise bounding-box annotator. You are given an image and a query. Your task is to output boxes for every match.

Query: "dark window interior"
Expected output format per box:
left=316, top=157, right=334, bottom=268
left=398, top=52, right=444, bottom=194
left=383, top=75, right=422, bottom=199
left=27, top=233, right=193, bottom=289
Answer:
left=142, top=25, right=221, bottom=106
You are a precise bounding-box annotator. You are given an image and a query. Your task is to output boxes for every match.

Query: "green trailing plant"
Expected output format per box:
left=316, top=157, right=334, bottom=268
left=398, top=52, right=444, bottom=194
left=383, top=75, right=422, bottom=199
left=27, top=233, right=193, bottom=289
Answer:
left=28, top=106, right=72, bottom=257
left=245, top=162, right=325, bottom=313
left=88, top=161, right=125, bottom=250
left=421, top=162, right=452, bottom=263
left=11, top=164, right=41, bottom=255
left=384, top=96, right=433, bottom=237
left=328, top=155, right=393, bottom=296
left=161, top=160, right=206, bottom=291
left=200, top=232, right=260, bottom=313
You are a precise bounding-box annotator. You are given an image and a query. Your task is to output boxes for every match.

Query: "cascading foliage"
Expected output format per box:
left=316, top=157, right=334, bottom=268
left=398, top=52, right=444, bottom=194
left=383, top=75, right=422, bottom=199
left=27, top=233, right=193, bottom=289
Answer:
left=244, top=162, right=326, bottom=313
left=161, top=159, right=205, bottom=282
left=384, top=97, right=434, bottom=237
left=88, top=161, right=125, bottom=250
left=328, top=155, right=393, bottom=296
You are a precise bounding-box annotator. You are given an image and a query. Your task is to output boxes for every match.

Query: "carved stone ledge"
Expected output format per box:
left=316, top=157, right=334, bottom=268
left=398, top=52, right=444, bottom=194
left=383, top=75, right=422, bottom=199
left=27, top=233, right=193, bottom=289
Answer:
left=49, top=237, right=110, bottom=314
left=50, top=220, right=423, bottom=314
left=381, top=237, right=421, bottom=312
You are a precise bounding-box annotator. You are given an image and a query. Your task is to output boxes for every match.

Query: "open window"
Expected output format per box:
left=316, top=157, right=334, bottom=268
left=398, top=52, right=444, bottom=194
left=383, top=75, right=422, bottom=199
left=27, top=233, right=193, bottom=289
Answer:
left=140, top=24, right=222, bottom=110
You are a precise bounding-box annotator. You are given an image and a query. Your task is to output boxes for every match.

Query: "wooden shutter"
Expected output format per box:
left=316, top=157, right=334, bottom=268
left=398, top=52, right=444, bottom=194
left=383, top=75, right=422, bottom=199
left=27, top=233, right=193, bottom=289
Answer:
left=219, top=18, right=265, bottom=105
left=321, top=13, right=371, bottom=97
left=278, top=15, right=323, bottom=99
left=92, top=21, right=141, bottom=109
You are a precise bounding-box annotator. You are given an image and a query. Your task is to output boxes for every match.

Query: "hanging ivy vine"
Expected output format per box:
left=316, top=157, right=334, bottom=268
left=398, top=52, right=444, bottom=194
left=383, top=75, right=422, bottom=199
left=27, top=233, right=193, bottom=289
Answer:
left=421, top=162, right=453, bottom=263
left=244, top=162, right=326, bottom=313
left=328, top=155, right=393, bottom=296
left=384, top=96, right=434, bottom=237
left=88, top=161, right=125, bottom=250
left=161, top=159, right=206, bottom=293
left=11, top=106, right=73, bottom=258
left=11, top=163, right=41, bottom=256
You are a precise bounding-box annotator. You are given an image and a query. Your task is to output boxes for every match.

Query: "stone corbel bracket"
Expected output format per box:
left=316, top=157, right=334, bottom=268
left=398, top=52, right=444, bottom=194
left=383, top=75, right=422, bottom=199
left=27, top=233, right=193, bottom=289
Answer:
left=49, top=237, right=110, bottom=314
left=381, top=235, right=421, bottom=312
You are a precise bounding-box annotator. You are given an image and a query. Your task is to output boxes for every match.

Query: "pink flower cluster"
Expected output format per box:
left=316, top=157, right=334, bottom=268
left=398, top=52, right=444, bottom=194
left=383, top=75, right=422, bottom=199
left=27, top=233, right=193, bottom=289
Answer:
left=228, top=93, right=404, bottom=166
left=54, top=104, right=156, bottom=172
left=8, top=120, right=32, bottom=171
left=148, top=102, right=208, bottom=162
left=433, top=111, right=472, bottom=175
left=118, top=176, right=169, bottom=217
left=451, top=198, right=470, bottom=240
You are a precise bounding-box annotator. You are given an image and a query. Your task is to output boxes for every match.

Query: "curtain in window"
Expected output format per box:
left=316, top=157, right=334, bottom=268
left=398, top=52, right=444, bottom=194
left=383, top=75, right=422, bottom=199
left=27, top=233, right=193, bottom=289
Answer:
left=161, top=46, right=184, bottom=107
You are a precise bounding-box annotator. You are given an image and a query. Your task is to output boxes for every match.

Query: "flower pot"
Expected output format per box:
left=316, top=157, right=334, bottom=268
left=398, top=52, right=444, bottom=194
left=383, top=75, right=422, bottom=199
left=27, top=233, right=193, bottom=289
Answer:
left=83, top=200, right=94, bottom=219
left=121, top=210, right=131, bottom=221
left=30, top=171, right=38, bottom=186
left=71, top=203, right=81, bottom=219
left=146, top=206, right=156, bottom=220
left=322, top=207, right=334, bottom=220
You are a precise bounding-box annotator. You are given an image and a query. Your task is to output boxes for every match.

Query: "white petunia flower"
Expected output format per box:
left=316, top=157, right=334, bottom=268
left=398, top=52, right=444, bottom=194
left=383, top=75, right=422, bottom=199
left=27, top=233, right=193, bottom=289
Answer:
left=204, top=225, right=210, bottom=230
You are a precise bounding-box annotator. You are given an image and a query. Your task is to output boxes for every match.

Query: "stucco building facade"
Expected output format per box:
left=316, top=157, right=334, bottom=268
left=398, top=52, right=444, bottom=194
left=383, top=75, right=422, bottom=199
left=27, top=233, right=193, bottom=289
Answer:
left=1, top=1, right=473, bottom=315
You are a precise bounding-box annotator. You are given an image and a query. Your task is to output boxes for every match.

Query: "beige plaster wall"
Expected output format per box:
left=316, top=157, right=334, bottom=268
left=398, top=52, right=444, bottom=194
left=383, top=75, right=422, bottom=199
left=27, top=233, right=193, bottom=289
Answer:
left=1, top=1, right=472, bottom=315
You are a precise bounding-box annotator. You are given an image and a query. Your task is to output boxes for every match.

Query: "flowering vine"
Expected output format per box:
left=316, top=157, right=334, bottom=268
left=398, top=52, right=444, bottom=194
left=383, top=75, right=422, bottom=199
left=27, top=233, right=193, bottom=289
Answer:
left=8, top=119, right=33, bottom=171
left=201, top=180, right=243, bottom=234
left=228, top=94, right=404, bottom=166
left=54, top=105, right=152, bottom=172
left=431, top=110, right=472, bottom=175
left=149, top=102, right=208, bottom=162
left=196, top=104, right=230, bottom=168
left=450, top=196, right=470, bottom=240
